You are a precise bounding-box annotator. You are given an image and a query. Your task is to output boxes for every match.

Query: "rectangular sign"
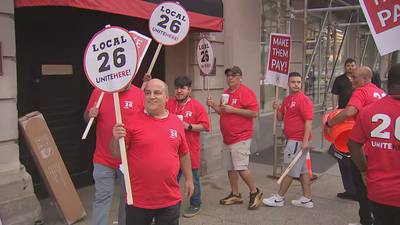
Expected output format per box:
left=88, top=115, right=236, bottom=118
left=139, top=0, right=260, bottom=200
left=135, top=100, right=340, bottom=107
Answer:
left=129, top=31, right=152, bottom=70
left=360, top=0, right=400, bottom=55
left=264, top=33, right=291, bottom=89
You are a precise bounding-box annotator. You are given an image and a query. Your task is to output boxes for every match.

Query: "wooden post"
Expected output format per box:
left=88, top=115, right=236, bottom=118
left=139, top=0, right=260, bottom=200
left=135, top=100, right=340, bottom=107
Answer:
left=81, top=92, right=104, bottom=140
left=113, top=92, right=133, bottom=205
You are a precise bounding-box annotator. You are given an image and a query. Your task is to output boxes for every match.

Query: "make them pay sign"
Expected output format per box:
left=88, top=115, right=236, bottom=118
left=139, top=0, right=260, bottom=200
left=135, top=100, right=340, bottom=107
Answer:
left=149, top=2, right=190, bottom=46
left=84, top=26, right=138, bottom=93
left=268, top=35, right=290, bottom=74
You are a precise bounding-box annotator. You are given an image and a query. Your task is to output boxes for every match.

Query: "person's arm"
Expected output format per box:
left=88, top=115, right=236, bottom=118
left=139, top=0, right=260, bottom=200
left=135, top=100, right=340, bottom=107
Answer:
left=109, top=123, right=126, bottom=158
left=327, top=105, right=358, bottom=127
left=183, top=123, right=207, bottom=132
left=348, top=139, right=367, bottom=172
left=180, top=152, right=194, bottom=198
left=332, top=94, right=339, bottom=109
left=220, top=105, right=258, bottom=118
left=302, top=120, right=312, bottom=151
left=207, top=96, right=221, bottom=114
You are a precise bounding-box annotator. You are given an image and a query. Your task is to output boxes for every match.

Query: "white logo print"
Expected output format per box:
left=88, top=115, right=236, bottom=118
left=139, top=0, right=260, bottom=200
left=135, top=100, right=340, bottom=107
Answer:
left=169, top=129, right=178, bottom=139
left=290, top=101, right=296, bottom=108
left=232, top=99, right=238, bottom=105
left=123, top=101, right=133, bottom=109
left=186, top=111, right=193, bottom=118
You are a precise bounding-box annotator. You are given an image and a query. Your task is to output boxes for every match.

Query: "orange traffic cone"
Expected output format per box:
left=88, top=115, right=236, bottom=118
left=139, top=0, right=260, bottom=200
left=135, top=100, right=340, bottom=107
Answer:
left=306, top=151, right=312, bottom=177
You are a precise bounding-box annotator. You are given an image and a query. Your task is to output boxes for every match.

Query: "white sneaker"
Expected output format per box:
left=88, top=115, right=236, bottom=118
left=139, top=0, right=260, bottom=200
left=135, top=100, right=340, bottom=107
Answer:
left=291, top=196, right=314, bottom=208
left=348, top=223, right=362, bottom=225
left=262, top=194, right=284, bottom=207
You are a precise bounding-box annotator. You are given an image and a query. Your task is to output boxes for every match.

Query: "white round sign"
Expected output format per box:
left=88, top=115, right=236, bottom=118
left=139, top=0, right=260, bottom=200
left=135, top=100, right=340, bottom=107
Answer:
left=84, top=26, right=138, bottom=93
left=196, top=38, right=214, bottom=75
left=149, top=2, right=190, bottom=46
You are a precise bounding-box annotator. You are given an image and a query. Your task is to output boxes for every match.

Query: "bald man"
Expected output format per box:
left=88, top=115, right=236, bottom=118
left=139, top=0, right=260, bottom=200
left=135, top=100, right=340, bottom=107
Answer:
left=111, top=79, right=194, bottom=225
left=326, top=66, right=386, bottom=225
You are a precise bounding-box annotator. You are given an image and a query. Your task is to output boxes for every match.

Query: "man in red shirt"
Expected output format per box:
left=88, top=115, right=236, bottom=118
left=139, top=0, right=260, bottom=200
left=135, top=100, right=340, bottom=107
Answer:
left=166, top=76, right=210, bottom=217
left=84, top=84, right=144, bottom=225
left=263, top=72, right=314, bottom=209
left=111, top=79, right=194, bottom=225
left=348, top=64, right=400, bottom=225
left=326, top=66, right=386, bottom=225
left=207, top=66, right=263, bottom=210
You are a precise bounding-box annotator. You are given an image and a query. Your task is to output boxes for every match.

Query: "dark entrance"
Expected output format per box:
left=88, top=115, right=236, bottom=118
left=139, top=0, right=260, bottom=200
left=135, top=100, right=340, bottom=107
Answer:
left=15, top=7, right=165, bottom=198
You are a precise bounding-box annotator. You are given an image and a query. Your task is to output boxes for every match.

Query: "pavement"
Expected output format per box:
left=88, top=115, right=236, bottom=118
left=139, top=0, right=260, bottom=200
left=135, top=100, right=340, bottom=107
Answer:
left=40, top=158, right=360, bottom=225
left=40, top=112, right=361, bottom=225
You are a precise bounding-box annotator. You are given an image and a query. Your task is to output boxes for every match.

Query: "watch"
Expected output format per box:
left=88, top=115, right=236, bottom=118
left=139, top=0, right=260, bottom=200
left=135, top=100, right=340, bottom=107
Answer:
left=188, top=124, right=193, bottom=130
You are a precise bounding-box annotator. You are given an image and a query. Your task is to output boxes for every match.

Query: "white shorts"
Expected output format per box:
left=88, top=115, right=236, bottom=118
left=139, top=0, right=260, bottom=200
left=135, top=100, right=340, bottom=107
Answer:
left=284, top=140, right=308, bottom=178
left=222, top=139, right=252, bottom=171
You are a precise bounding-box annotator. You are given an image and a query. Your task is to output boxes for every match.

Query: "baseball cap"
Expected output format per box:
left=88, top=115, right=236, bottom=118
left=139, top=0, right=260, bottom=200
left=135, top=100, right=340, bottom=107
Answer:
left=224, top=66, right=242, bottom=76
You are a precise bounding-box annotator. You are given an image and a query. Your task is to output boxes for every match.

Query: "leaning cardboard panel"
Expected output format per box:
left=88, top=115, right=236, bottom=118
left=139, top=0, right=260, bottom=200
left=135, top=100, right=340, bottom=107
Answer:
left=19, top=111, right=86, bottom=224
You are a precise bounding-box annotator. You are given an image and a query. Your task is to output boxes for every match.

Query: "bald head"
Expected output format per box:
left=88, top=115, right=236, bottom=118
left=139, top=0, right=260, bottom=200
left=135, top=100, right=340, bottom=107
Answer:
left=351, top=66, right=373, bottom=88
left=355, top=66, right=373, bottom=79
left=146, top=78, right=169, bottom=96
left=144, top=79, right=169, bottom=116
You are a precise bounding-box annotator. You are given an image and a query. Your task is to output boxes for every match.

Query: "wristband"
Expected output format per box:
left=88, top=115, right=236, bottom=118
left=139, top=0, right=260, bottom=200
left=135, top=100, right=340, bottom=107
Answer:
left=188, top=124, right=193, bottom=130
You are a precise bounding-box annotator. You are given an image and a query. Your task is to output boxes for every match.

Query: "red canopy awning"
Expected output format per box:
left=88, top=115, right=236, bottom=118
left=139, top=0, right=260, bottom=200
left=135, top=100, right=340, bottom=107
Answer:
left=15, top=0, right=223, bottom=32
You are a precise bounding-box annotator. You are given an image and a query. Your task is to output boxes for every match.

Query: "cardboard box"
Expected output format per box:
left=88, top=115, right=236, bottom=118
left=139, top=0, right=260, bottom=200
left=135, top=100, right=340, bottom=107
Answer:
left=19, top=111, right=86, bottom=225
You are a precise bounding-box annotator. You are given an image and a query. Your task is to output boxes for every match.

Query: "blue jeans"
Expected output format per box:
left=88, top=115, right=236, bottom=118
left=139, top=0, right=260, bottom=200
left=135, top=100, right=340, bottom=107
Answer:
left=92, top=163, right=126, bottom=225
left=178, top=169, right=201, bottom=207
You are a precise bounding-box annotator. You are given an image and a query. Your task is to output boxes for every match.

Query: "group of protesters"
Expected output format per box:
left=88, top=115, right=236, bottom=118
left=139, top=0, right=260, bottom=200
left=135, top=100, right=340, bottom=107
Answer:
left=84, top=61, right=400, bottom=225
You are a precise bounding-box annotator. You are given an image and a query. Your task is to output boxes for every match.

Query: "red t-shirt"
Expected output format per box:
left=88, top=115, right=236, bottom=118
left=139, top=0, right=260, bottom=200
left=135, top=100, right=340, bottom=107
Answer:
left=85, top=86, right=144, bottom=169
left=347, top=82, right=386, bottom=155
left=280, top=91, right=313, bottom=141
left=349, top=96, right=400, bottom=207
left=125, top=112, right=189, bottom=209
left=347, top=83, right=386, bottom=117
left=220, top=84, right=259, bottom=145
left=166, top=98, right=210, bottom=169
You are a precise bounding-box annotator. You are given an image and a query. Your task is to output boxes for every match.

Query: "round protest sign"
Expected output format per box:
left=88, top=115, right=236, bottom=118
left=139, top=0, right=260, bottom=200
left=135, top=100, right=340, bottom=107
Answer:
left=149, top=1, right=190, bottom=46
left=196, top=38, right=214, bottom=75
left=84, top=26, right=138, bottom=93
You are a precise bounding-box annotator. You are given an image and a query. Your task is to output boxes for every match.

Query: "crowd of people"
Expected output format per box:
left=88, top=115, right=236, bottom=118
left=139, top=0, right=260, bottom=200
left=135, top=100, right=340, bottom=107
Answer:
left=84, top=62, right=400, bottom=225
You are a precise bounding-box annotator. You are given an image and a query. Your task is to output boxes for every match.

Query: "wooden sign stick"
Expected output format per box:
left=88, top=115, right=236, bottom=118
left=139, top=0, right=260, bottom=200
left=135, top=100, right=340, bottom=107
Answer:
left=81, top=92, right=104, bottom=140
left=277, top=150, right=303, bottom=184
left=113, top=92, right=133, bottom=205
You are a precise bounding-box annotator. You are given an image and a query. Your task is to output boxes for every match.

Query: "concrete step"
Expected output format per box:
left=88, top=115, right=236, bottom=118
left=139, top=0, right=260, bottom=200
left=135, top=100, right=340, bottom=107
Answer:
left=0, top=166, right=35, bottom=203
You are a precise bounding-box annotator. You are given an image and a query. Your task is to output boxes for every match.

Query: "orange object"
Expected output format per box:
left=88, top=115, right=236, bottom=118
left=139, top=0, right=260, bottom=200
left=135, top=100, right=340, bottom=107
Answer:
left=322, top=109, right=355, bottom=153
left=306, top=151, right=312, bottom=177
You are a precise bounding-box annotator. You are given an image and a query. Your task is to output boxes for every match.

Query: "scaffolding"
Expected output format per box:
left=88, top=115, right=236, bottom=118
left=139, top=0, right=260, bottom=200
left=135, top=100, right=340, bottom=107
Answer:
left=266, top=0, right=391, bottom=178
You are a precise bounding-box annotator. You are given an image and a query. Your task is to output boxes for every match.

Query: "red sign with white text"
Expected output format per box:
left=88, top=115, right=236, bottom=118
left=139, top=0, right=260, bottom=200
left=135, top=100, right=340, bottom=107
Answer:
left=265, top=33, right=291, bottom=89
left=360, top=0, right=400, bottom=55
left=362, top=0, right=400, bottom=34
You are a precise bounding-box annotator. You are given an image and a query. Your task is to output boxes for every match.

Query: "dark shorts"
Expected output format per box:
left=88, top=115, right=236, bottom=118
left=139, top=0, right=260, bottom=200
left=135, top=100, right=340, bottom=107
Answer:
left=126, top=202, right=180, bottom=225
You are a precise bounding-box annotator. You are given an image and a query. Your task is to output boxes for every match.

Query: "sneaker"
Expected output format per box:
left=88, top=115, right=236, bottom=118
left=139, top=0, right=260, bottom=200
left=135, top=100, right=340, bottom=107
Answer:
left=291, top=196, right=314, bottom=208
left=183, top=205, right=201, bottom=218
left=248, top=188, right=263, bottom=210
left=219, top=193, right=243, bottom=205
left=348, top=223, right=362, bottom=225
left=262, top=194, right=285, bottom=207
left=337, top=192, right=358, bottom=201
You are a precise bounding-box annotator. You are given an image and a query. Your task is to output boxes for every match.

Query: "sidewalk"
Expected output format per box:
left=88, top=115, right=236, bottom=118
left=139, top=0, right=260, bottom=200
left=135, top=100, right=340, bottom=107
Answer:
left=41, top=161, right=359, bottom=225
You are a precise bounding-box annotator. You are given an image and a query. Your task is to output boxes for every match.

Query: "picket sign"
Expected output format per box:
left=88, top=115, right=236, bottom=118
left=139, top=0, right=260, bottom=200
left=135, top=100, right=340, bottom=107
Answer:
left=196, top=37, right=214, bottom=123
left=147, top=1, right=190, bottom=74
left=82, top=30, right=152, bottom=140
left=83, top=25, right=138, bottom=204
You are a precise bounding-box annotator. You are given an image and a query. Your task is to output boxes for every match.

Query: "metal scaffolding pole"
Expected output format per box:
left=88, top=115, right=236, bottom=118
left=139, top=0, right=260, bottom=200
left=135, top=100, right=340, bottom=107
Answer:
left=293, top=5, right=361, bottom=13
left=304, top=0, right=333, bottom=86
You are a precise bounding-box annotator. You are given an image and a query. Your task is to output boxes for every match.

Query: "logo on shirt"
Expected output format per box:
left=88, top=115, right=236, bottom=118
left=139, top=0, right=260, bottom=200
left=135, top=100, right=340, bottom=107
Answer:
left=123, top=101, right=133, bottom=109
left=185, top=111, right=193, bottom=118
left=169, top=129, right=178, bottom=139
left=232, top=98, right=238, bottom=105
left=290, top=101, right=296, bottom=108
